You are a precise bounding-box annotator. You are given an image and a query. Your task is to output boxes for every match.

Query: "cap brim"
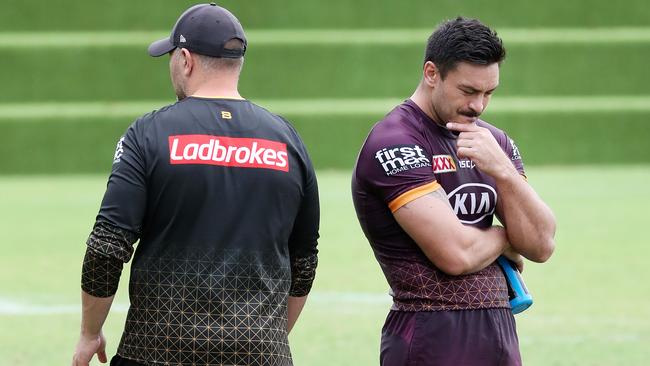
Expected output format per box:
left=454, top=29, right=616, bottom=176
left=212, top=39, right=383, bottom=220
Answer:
left=148, top=38, right=176, bottom=57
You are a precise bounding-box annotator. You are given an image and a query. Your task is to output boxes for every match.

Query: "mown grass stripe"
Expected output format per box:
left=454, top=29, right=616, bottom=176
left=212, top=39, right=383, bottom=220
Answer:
left=0, top=292, right=390, bottom=315
left=0, top=96, right=649, bottom=121
left=1, top=28, right=650, bottom=48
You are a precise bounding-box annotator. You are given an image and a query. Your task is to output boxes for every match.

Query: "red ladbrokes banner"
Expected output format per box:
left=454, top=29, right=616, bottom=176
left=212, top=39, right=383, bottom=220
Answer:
left=169, top=134, right=289, bottom=172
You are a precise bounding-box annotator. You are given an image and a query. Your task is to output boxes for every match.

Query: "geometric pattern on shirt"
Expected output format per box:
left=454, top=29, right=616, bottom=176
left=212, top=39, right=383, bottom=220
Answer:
left=81, top=249, right=124, bottom=297
left=289, top=254, right=318, bottom=297
left=81, top=220, right=139, bottom=297
left=86, top=220, right=138, bottom=262
left=117, top=249, right=294, bottom=366
left=384, top=259, right=510, bottom=311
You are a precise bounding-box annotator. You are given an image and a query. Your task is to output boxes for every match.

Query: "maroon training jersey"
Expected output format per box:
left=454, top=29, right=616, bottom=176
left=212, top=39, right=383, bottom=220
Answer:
left=352, top=99, right=525, bottom=311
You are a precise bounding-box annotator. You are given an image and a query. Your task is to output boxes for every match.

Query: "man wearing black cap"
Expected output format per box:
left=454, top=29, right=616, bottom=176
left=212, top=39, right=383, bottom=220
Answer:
left=71, top=4, right=319, bottom=366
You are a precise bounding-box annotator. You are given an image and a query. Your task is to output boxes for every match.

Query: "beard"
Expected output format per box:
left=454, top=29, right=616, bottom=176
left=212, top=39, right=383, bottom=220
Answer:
left=170, top=54, right=188, bottom=101
left=173, top=84, right=187, bottom=101
left=170, top=70, right=187, bottom=101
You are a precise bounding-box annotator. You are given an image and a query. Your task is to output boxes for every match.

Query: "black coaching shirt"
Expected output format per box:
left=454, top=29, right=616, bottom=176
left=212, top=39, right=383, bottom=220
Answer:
left=95, top=97, right=319, bottom=366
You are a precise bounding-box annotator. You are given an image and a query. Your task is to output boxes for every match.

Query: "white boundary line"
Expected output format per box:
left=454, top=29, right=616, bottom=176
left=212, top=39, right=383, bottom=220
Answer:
left=1, top=96, right=650, bottom=120
left=1, top=28, right=650, bottom=48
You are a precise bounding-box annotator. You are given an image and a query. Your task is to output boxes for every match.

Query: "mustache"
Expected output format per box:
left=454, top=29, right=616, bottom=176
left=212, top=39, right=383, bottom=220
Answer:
left=459, top=109, right=480, bottom=118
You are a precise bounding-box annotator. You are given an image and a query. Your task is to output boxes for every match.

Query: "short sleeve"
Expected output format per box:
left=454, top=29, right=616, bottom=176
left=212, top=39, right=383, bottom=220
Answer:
left=356, top=130, right=440, bottom=213
left=96, top=122, right=147, bottom=233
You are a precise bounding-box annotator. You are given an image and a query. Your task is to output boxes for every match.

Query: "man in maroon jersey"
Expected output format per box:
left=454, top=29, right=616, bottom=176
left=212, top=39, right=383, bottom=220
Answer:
left=352, top=17, right=556, bottom=365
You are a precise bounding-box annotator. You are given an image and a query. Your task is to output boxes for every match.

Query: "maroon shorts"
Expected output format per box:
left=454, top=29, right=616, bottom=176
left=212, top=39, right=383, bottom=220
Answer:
left=380, top=308, right=521, bottom=366
left=110, top=355, right=145, bottom=366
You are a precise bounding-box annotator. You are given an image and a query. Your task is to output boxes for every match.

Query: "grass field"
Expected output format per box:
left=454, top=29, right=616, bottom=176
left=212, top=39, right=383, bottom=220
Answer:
left=1, top=166, right=649, bottom=365
left=2, top=1, right=649, bottom=364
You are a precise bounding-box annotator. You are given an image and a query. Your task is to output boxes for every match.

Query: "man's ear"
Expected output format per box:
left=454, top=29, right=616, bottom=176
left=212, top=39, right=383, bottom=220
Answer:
left=423, top=61, right=439, bottom=87
left=180, top=48, right=194, bottom=76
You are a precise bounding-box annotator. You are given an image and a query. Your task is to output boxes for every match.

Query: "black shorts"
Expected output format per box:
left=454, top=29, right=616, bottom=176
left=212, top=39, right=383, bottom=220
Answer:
left=380, top=308, right=522, bottom=366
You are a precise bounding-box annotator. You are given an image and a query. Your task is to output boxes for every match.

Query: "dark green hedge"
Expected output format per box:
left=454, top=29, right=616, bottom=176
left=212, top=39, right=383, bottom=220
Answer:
left=4, top=43, right=650, bottom=102
left=2, top=111, right=648, bottom=174
left=1, top=0, right=649, bottom=30
left=2, top=0, right=648, bottom=174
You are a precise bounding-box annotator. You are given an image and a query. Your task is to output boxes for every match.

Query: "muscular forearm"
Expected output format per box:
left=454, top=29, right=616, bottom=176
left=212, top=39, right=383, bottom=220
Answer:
left=394, top=189, right=510, bottom=276
left=454, top=225, right=510, bottom=275
left=444, top=122, right=555, bottom=263
left=80, top=291, right=114, bottom=337
left=287, top=295, right=307, bottom=333
left=495, top=171, right=556, bottom=262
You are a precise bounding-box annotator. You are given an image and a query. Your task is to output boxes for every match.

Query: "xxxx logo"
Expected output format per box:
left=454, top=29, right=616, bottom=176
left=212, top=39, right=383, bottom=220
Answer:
left=432, top=155, right=457, bottom=174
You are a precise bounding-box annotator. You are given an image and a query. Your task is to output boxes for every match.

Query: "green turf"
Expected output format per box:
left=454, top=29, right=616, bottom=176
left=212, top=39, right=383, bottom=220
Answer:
left=4, top=43, right=650, bottom=102
left=1, top=167, right=649, bottom=365
left=1, top=0, right=649, bottom=30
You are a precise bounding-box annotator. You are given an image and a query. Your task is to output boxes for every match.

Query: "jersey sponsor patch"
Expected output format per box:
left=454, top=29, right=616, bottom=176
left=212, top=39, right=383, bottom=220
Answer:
left=113, top=136, right=125, bottom=164
left=432, top=155, right=457, bottom=173
left=169, top=134, right=289, bottom=172
left=446, top=183, right=497, bottom=224
left=509, top=138, right=522, bottom=161
left=458, top=159, right=476, bottom=169
left=374, top=145, right=431, bottom=176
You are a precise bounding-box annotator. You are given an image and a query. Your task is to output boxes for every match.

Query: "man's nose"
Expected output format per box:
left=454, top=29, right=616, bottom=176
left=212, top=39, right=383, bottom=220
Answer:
left=468, top=97, right=484, bottom=114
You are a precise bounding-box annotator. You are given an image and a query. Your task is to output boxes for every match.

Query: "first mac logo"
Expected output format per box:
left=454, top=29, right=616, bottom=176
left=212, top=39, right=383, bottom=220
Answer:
left=169, top=134, right=289, bottom=172
left=375, top=144, right=431, bottom=176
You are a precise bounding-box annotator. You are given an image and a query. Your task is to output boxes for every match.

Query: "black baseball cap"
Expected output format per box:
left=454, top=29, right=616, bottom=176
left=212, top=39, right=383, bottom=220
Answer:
left=148, top=3, right=247, bottom=58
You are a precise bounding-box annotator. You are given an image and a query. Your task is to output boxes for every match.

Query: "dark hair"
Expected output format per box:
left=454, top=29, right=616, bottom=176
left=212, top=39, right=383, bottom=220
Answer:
left=424, top=17, right=505, bottom=79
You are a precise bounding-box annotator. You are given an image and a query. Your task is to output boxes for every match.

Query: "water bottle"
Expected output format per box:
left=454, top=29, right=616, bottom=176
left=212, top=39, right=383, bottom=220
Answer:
left=497, top=256, right=533, bottom=314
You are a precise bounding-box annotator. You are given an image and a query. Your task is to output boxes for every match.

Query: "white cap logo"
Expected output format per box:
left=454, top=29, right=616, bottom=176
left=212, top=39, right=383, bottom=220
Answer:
left=180, top=35, right=186, bottom=43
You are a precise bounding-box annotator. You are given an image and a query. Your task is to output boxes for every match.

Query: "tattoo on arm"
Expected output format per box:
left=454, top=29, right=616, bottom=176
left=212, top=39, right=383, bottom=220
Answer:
left=402, top=186, right=451, bottom=210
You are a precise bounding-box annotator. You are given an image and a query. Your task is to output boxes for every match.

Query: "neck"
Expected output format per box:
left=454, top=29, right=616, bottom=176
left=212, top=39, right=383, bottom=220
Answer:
left=410, top=82, right=444, bottom=127
left=187, top=73, right=242, bottom=99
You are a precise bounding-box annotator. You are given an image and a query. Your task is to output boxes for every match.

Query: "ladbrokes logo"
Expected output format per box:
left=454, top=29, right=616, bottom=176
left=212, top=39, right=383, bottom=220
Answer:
left=169, top=134, right=289, bottom=172
left=432, top=155, right=457, bottom=173
left=374, top=145, right=431, bottom=176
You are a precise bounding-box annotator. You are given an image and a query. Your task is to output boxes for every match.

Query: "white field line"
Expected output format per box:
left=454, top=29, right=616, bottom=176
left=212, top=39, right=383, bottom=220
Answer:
left=2, top=294, right=649, bottom=343
left=1, top=96, right=650, bottom=121
left=0, top=292, right=391, bottom=315
left=1, top=28, right=650, bottom=48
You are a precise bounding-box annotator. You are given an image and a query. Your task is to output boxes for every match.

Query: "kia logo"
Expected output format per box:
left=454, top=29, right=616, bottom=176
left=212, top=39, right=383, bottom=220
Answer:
left=446, top=183, right=497, bottom=224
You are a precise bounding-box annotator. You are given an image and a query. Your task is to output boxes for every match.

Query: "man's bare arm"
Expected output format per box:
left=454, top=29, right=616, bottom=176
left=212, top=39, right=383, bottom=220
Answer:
left=287, top=296, right=308, bottom=333
left=80, top=291, right=114, bottom=338
left=72, top=291, right=114, bottom=366
left=393, top=187, right=510, bottom=276
left=495, top=173, right=556, bottom=262
left=73, top=221, right=137, bottom=365
left=446, top=122, right=556, bottom=263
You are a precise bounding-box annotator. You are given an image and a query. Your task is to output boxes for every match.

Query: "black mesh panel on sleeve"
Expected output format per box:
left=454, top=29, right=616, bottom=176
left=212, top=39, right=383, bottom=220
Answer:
left=289, top=254, right=318, bottom=297
left=81, top=221, right=138, bottom=297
